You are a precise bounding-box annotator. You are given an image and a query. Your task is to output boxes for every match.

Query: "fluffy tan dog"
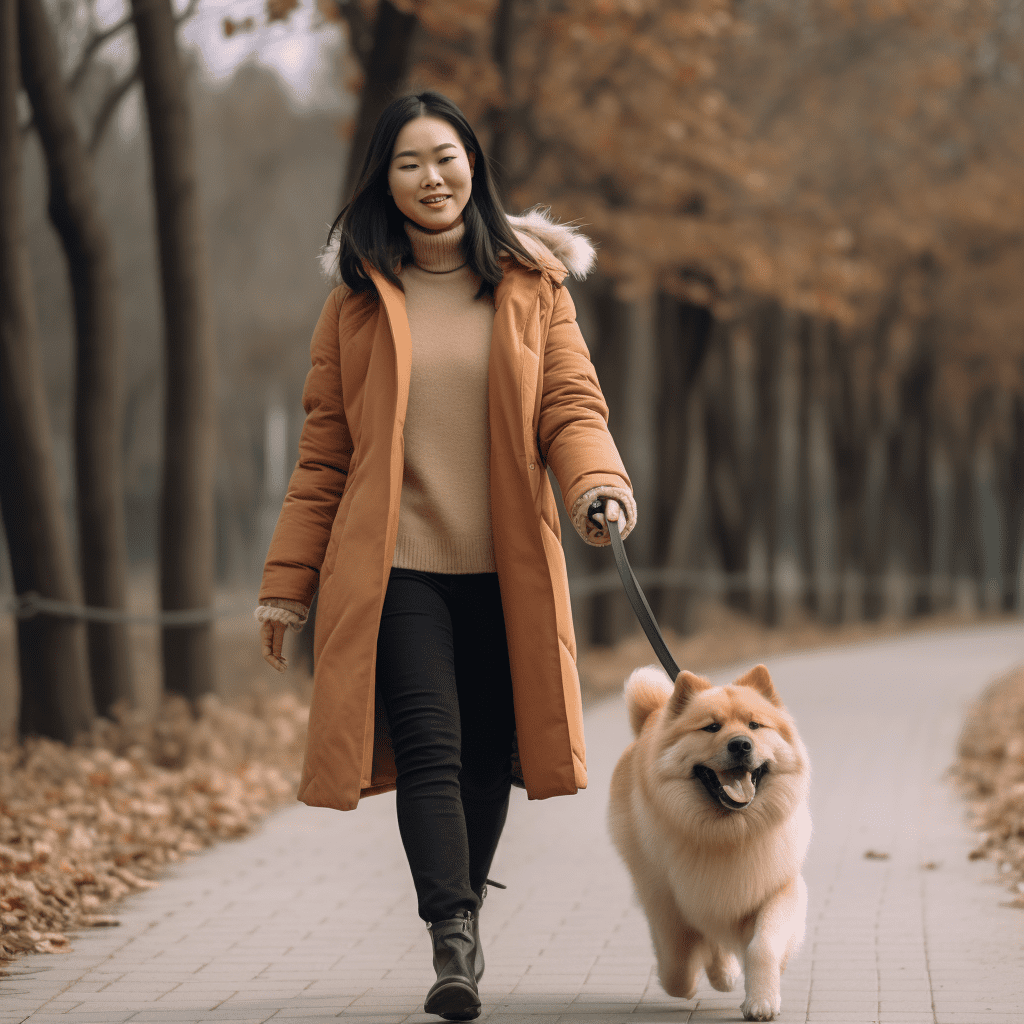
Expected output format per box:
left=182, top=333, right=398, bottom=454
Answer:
left=608, top=663, right=811, bottom=1022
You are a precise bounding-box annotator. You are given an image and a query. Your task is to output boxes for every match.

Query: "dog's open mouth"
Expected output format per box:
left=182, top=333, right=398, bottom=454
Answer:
left=693, top=762, right=769, bottom=810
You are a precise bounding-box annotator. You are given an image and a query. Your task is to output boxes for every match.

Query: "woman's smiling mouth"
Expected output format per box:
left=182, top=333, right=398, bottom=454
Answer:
left=421, top=195, right=451, bottom=206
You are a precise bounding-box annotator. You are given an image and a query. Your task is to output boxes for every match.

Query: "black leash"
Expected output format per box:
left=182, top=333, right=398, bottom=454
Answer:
left=587, top=499, right=681, bottom=680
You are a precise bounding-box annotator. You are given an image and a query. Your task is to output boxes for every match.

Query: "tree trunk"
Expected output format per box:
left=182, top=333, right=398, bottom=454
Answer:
left=0, top=0, right=94, bottom=741
left=131, top=0, right=216, bottom=700
left=826, top=328, right=872, bottom=621
left=703, top=319, right=754, bottom=614
left=582, top=280, right=635, bottom=645
left=751, top=302, right=782, bottom=625
left=771, top=307, right=801, bottom=625
left=889, top=341, right=934, bottom=616
left=341, top=0, right=418, bottom=205
left=996, top=394, right=1024, bottom=611
left=800, top=318, right=841, bottom=622
left=485, top=0, right=541, bottom=206
left=650, top=295, right=712, bottom=625
left=19, top=0, right=135, bottom=717
left=659, top=388, right=708, bottom=634
left=795, top=316, right=815, bottom=614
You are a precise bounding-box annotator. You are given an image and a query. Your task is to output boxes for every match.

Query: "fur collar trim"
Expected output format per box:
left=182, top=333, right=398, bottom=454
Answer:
left=317, top=206, right=596, bottom=285
left=506, top=207, right=597, bottom=281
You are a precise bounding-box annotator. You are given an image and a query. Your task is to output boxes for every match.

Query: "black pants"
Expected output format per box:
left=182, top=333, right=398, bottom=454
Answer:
left=376, top=568, right=516, bottom=923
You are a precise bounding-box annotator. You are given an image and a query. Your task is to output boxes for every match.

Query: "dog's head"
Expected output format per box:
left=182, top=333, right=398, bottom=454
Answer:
left=648, top=664, right=808, bottom=816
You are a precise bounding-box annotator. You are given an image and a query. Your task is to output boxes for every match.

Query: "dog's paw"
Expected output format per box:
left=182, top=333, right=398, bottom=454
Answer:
left=658, top=969, right=698, bottom=1000
left=706, top=952, right=741, bottom=992
left=741, top=996, right=781, bottom=1021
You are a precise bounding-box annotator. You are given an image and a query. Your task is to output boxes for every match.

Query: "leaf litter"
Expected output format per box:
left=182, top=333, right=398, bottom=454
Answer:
left=952, top=665, right=1024, bottom=908
left=0, top=688, right=308, bottom=965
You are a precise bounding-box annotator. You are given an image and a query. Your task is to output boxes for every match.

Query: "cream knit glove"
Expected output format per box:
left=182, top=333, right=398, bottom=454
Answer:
left=570, top=485, right=637, bottom=546
left=255, top=599, right=309, bottom=672
left=254, top=600, right=308, bottom=631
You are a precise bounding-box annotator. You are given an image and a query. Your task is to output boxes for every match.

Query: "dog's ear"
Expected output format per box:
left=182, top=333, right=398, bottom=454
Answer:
left=733, top=664, right=783, bottom=707
left=668, top=670, right=711, bottom=716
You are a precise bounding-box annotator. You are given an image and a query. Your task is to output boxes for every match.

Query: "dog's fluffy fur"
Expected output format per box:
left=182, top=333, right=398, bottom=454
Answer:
left=608, top=664, right=811, bottom=1022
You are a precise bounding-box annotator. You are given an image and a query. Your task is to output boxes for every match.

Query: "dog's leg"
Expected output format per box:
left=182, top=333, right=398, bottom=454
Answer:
left=705, top=945, right=741, bottom=992
left=636, top=882, right=703, bottom=999
left=740, top=876, right=807, bottom=1022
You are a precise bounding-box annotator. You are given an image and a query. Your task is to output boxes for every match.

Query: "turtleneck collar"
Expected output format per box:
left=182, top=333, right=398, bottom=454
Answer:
left=404, top=219, right=468, bottom=273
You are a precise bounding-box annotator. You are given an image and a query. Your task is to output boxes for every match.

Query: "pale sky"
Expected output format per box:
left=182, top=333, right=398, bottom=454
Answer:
left=91, top=0, right=347, bottom=110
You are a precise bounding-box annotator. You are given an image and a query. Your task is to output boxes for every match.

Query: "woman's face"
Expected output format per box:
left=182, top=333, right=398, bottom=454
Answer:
left=387, top=115, right=476, bottom=233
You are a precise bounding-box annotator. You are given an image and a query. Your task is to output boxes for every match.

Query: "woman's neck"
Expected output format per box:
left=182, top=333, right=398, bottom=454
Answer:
left=404, top=219, right=467, bottom=273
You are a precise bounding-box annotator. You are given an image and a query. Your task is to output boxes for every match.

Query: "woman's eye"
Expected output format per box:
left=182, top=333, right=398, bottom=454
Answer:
left=702, top=723, right=721, bottom=733
left=440, top=155, right=455, bottom=163
left=749, top=722, right=761, bottom=730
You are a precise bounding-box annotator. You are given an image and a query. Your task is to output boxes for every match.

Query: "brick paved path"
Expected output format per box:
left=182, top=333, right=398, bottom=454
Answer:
left=2, top=623, right=1023, bottom=1024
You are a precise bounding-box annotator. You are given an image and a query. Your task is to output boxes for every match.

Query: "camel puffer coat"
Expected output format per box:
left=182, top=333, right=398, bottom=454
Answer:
left=259, top=218, right=632, bottom=811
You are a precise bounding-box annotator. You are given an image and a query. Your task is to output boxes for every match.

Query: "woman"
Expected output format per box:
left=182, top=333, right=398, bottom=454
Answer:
left=255, top=91, right=636, bottom=1021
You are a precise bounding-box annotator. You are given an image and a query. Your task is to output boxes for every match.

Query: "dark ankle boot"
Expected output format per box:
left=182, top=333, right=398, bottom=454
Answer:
left=470, top=878, right=505, bottom=983
left=470, top=910, right=483, bottom=983
left=423, top=913, right=480, bottom=1021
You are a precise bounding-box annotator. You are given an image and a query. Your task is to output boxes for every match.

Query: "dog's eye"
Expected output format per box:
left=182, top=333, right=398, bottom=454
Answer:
left=749, top=722, right=761, bottom=730
left=702, top=723, right=721, bottom=733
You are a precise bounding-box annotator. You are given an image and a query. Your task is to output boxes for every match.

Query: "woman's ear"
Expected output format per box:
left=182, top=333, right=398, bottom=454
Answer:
left=468, top=150, right=476, bottom=176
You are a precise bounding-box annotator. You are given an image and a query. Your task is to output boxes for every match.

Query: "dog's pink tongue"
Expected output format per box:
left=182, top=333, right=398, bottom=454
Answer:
left=719, top=769, right=755, bottom=804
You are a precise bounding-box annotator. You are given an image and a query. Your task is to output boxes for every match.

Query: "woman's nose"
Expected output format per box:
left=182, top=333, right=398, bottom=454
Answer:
left=422, top=165, right=443, bottom=186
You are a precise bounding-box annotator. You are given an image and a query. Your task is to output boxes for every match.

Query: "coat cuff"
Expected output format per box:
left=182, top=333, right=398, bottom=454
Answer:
left=254, top=598, right=309, bottom=633
left=569, top=485, right=637, bottom=546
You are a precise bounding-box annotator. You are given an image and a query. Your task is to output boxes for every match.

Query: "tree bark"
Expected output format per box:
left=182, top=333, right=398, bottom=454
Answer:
left=582, top=280, right=636, bottom=645
left=131, top=0, right=216, bottom=700
left=795, top=316, right=815, bottom=613
left=751, top=302, right=782, bottom=625
left=703, top=319, right=754, bottom=614
left=18, top=0, right=135, bottom=717
left=889, top=341, right=934, bottom=615
left=340, top=0, right=418, bottom=206
left=996, top=394, right=1024, bottom=611
left=0, top=0, right=94, bottom=741
left=947, top=424, right=982, bottom=614
left=650, top=295, right=712, bottom=625
left=826, top=327, right=871, bottom=621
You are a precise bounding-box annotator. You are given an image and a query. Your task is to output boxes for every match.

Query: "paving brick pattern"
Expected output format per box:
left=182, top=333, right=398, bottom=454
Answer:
left=2, top=623, right=1023, bottom=1023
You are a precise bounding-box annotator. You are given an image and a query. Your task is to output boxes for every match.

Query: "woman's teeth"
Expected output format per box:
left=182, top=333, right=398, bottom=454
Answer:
left=422, top=196, right=449, bottom=204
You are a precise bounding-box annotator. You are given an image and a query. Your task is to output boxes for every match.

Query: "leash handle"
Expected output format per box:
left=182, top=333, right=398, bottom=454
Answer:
left=588, top=499, right=681, bottom=681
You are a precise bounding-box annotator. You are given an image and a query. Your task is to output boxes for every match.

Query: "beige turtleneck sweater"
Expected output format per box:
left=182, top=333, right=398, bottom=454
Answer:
left=392, top=220, right=497, bottom=573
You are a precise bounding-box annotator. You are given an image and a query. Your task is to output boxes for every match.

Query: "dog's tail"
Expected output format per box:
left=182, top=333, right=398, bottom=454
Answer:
left=624, top=665, right=674, bottom=737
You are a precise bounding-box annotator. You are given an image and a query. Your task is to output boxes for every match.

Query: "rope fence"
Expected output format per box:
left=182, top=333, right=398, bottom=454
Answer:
left=2, top=592, right=245, bottom=626
left=2, top=567, right=1014, bottom=623
left=566, top=566, right=1014, bottom=601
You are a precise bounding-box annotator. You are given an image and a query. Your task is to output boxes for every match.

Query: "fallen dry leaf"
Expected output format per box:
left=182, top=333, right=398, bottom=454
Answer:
left=1, top=689, right=307, bottom=965
left=952, top=665, right=1024, bottom=903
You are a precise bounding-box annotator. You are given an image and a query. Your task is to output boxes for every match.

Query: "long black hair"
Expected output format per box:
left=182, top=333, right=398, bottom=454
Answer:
left=327, top=91, right=542, bottom=296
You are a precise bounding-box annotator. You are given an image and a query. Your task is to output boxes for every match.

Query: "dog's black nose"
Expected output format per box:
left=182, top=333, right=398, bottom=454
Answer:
left=728, top=736, right=753, bottom=756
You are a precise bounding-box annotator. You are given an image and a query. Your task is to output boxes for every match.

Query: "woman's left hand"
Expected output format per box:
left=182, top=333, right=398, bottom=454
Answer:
left=572, top=486, right=636, bottom=545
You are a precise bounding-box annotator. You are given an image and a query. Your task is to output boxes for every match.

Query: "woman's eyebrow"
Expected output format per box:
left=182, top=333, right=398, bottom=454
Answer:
left=392, top=142, right=458, bottom=160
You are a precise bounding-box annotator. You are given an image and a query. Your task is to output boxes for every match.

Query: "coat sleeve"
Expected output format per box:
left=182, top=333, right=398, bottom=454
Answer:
left=537, top=283, right=633, bottom=533
left=259, top=286, right=353, bottom=607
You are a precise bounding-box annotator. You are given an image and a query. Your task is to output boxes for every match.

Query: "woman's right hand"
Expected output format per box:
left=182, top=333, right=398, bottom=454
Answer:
left=260, top=619, right=288, bottom=672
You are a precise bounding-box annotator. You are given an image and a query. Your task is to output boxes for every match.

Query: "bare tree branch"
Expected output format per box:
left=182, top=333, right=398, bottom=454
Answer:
left=67, top=11, right=134, bottom=93
left=337, top=0, right=373, bottom=72
left=75, top=0, right=199, bottom=108
left=174, top=0, right=201, bottom=28
left=87, top=58, right=139, bottom=154
left=82, top=0, right=198, bottom=153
